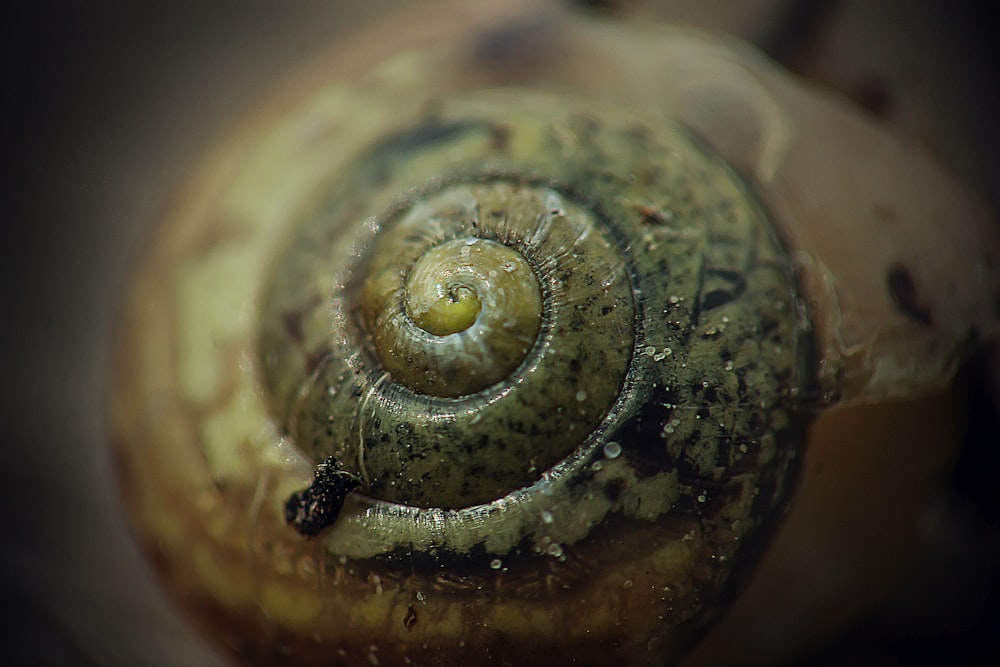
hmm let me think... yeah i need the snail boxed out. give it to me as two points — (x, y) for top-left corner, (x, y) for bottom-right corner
(108, 1), (1000, 666)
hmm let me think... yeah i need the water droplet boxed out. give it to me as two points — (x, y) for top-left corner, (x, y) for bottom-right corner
(547, 543), (563, 558)
(697, 493), (707, 503)
(603, 442), (622, 459)
(545, 191), (565, 216)
(622, 579), (634, 589)
(575, 390), (587, 402)
(591, 461), (603, 472)
(540, 510), (554, 524)
(490, 558), (503, 570)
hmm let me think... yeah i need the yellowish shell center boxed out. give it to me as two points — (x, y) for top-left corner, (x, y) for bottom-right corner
(367, 233), (544, 397)
(410, 283), (482, 336)
(404, 239), (538, 343)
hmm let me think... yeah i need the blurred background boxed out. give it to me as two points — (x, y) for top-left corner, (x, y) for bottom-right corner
(5, 1), (998, 664)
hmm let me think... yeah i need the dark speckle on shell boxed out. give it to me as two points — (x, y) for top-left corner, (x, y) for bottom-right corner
(887, 263), (933, 327)
(114, 82), (817, 667)
(258, 93), (816, 614)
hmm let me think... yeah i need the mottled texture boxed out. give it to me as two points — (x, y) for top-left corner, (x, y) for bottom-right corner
(264, 171), (636, 507)
(106, 1), (998, 664)
(115, 84), (813, 663)
(11, 1), (997, 666)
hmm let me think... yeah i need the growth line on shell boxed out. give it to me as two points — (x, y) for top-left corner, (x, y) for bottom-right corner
(246, 468), (269, 546)
(357, 371), (390, 488)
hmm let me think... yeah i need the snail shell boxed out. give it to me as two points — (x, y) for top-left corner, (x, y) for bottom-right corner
(110, 2), (1000, 666)
(261, 90), (811, 520)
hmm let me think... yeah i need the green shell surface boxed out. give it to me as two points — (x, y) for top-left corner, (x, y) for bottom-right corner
(111, 49), (814, 667)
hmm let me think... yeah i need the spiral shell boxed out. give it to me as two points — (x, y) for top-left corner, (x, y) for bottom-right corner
(109, 2), (1000, 666)
(259, 85), (813, 552)
(113, 86), (812, 664)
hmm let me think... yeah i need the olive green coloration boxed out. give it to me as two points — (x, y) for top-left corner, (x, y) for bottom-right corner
(101, 0), (1000, 658)
(263, 174), (636, 508)
(106, 0), (1000, 660)
(258, 89), (812, 530)
(115, 80), (815, 665)
(364, 202), (545, 398)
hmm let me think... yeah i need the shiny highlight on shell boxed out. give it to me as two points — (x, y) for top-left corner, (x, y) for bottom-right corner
(113, 80), (816, 665)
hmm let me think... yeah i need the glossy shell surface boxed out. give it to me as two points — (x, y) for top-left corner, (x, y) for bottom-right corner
(109, 2), (1000, 666)
(113, 89), (811, 667)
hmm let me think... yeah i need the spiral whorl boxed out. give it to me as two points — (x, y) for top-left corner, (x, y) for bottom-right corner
(314, 180), (635, 507)
(254, 87), (813, 519)
(116, 77), (817, 665)
(362, 187), (548, 397)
